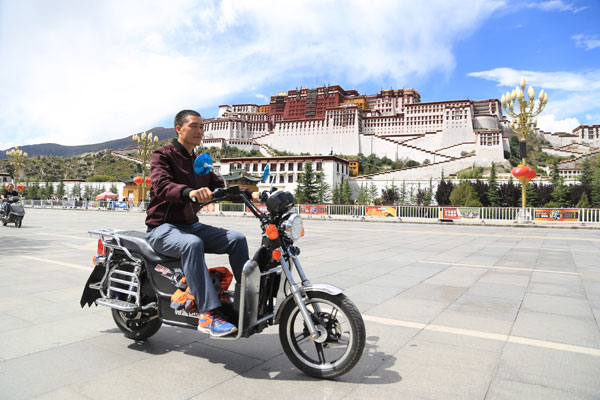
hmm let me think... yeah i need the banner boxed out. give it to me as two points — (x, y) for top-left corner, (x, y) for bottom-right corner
(365, 206), (397, 217)
(458, 207), (480, 219)
(441, 207), (480, 220)
(535, 209), (579, 222)
(441, 207), (460, 219)
(201, 203), (217, 213)
(245, 204), (268, 213)
(300, 204), (327, 215)
(87, 201), (98, 209)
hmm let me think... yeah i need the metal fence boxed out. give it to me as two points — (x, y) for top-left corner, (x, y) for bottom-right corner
(17, 199), (600, 224)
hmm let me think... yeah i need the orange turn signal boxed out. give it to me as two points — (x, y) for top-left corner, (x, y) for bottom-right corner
(272, 249), (282, 260)
(97, 239), (105, 255)
(265, 224), (279, 240)
(301, 228), (305, 237)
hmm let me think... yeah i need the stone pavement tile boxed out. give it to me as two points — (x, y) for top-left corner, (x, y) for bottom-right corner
(478, 271), (531, 287)
(423, 266), (488, 288)
(520, 292), (596, 318)
(33, 386), (90, 400)
(5, 297), (99, 324)
(529, 271), (583, 285)
(432, 294), (522, 335)
(486, 377), (596, 400)
(494, 343), (600, 398)
(0, 340), (153, 400)
(314, 272), (373, 290)
(69, 342), (264, 400)
(398, 283), (467, 302)
(466, 282), (526, 301)
(0, 311), (31, 333)
(365, 339), (497, 400)
(197, 328), (287, 361)
(342, 284), (403, 305)
(415, 328), (506, 354)
(0, 312), (111, 360)
(389, 263), (448, 279)
(362, 272), (425, 290)
(458, 255), (506, 266)
(526, 281), (588, 299)
(367, 296), (451, 324)
(511, 310), (600, 348)
(194, 320), (413, 400)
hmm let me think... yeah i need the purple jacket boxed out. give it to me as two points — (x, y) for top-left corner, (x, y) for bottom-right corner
(145, 139), (224, 229)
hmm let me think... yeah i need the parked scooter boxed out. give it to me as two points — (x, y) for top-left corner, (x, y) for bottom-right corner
(1, 196), (25, 228)
(80, 157), (366, 378)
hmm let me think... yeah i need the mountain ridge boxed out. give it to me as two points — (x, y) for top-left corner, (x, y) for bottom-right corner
(0, 127), (176, 159)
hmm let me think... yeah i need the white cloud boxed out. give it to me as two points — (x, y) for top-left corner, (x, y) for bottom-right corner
(255, 94), (269, 103)
(525, 1), (586, 13)
(0, 0), (506, 148)
(467, 68), (600, 91)
(572, 34), (600, 50)
(537, 114), (580, 133)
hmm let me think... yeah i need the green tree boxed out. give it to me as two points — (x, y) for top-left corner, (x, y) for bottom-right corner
(357, 183), (369, 204)
(295, 162), (318, 203)
(315, 172), (331, 203)
(332, 184), (342, 204)
(56, 181), (65, 198)
(71, 182), (81, 198)
(523, 182), (538, 207)
(381, 181), (400, 204)
(424, 178), (433, 206)
(591, 173), (600, 207)
(435, 178), (454, 206)
(43, 182), (54, 199)
(449, 181), (477, 206)
(109, 183), (119, 196)
(487, 163), (500, 206)
(580, 158), (592, 188)
(368, 182), (378, 204)
(83, 184), (92, 200)
(341, 180), (352, 204)
(399, 180), (408, 205)
(577, 192), (591, 208)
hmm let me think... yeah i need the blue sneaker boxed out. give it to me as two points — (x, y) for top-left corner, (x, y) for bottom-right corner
(198, 310), (237, 337)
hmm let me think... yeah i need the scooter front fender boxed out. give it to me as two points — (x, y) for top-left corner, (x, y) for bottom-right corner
(274, 283), (344, 324)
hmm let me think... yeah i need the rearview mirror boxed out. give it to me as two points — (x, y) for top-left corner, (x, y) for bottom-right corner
(194, 153), (213, 176)
(262, 165), (270, 183)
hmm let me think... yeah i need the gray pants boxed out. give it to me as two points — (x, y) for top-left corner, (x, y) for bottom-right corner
(147, 222), (249, 313)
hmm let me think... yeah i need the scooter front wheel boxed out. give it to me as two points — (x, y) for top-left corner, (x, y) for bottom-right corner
(279, 291), (365, 379)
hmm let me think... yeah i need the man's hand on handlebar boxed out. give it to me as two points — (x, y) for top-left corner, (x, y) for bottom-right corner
(189, 187), (212, 203)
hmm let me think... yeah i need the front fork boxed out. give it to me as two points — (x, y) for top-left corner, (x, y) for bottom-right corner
(278, 248), (324, 342)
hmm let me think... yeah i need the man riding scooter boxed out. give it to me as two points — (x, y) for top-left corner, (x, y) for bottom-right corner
(1, 183), (20, 217)
(145, 109), (260, 337)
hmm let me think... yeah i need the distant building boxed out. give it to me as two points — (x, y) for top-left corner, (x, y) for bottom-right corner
(203, 85), (508, 179)
(219, 155), (350, 193)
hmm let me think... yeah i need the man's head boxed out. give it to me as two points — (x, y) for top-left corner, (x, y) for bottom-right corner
(7, 183), (14, 191)
(174, 110), (204, 153)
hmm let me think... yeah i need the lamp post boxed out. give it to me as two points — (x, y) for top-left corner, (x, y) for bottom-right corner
(501, 78), (548, 220)
(6, 146), (28, 187)
(132, 131), (159, 204)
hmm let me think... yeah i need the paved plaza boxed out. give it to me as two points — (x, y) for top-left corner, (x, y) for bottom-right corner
(1, 208), (599, 399)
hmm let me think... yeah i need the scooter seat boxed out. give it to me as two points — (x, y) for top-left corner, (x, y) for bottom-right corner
(113, 230), (178, 264)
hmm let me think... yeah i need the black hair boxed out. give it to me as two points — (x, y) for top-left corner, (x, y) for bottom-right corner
(174, 110), (201, 129)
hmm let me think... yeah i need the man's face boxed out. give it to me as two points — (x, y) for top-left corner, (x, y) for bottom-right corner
(176, 115), (204, 149)
(7, 185), (14, 191)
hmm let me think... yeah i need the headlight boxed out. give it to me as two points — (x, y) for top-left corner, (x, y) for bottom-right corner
(281, 213), (303, 241)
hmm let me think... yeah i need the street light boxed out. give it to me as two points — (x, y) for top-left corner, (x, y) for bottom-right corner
(501, 78), (548, 221)
(6, 146), (28, 187)
(132, 131), (159, 204)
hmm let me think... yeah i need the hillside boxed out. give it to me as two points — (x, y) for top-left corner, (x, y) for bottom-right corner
(0, 127), (176, 159)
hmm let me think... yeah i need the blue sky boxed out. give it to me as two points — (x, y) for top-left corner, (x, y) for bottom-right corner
(0, 0), (598, 150)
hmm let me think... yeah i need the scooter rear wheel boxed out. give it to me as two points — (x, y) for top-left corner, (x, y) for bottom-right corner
(16, 219), (22, 228)
(278, 291), (365, 379)
(111, 308), (162, 341)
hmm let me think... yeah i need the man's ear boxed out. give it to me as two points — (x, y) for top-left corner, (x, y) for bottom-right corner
(175, 125), (182, 136)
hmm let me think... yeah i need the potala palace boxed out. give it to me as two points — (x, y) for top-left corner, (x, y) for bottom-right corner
(201, 84), (598, 195)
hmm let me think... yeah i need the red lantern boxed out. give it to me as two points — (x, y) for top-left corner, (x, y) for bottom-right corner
(145, 177), (151, 187)
(133, 176), (143, 186)
(17, 184), (26, 191)
(512, 165), (536, 184)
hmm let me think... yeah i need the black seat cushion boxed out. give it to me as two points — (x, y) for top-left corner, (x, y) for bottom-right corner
(114, 230), (178, 264)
